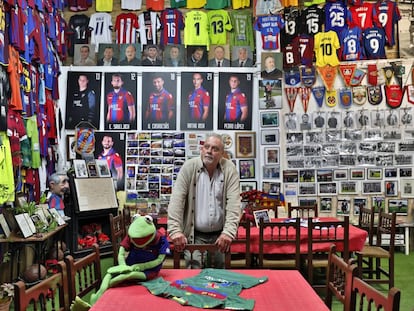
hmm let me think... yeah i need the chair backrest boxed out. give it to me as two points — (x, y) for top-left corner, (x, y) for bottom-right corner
(351, 277), (401, 311)
(14, 261), (69, 311)
(258, 217), (301, 270)
(109, 212), (124, 265)
(64, 243), (102, 302)
(173, 244), (231, 269)
(288, 202), (318, 218)
(375, 211), (396, 252)
(122, 207), (132, 232)
(358, 207), (375, 245)
(325, 245), (358, 310)
(231, 220), (251, 268)
(307, 216), (350, 285)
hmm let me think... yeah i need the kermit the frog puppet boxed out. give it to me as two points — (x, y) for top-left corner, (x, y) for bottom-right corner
(71, 214), (170, 310)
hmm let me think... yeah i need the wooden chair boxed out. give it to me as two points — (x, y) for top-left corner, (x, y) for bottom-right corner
(14, 261), (69, 311)
(109, 212), (124, 265)
(230, 220), (252, 268)
(258, 217), (301, 270)
(173, 244), (231, 269)
(325, 245), (358, 311)
(357, 207), (376, 279)
(288, 202), (318, 218)
(307, 216), (349, 292)
(122, 207), (132, 232)
(356, 211), (396, 289)
(351, 277), (401, 311)
(64, 243), (102, 303)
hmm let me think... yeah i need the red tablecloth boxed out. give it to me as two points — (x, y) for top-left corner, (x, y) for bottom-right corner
(231, 217), (368, 254)
(90, 269), (329, 311)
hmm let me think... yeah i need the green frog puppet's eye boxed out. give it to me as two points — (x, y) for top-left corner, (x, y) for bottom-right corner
(144, 215), (153, 224)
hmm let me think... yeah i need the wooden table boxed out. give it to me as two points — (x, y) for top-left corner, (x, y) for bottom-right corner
(90, 269), (329, 311)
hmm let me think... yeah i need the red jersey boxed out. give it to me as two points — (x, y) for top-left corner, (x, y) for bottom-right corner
(375, 0), (401, 47)
(348, 3), (376, 30)
(115, 13), (139, 44)
(146, 0), (165, 11)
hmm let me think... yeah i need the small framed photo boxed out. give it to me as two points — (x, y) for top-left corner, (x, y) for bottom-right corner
(253, 209), (270, 227)
(239, 159), (255, 179)
(317, 169), (333, 182)
(353, 198), (367, 215)
(299, 183), (317, 196)
(362, 181), (383, 194)
(240, 181), (257, 193)
(268, 182), (281, 195)
(385, 180), (398, 196)
(400, 179), (414, 197)
(400, 167), (412, 178)
(73, 159), (88, 178)
(48, 208), (66, 226)
(388, 199), (408, 214)
(320, 197), (333, 213)
(337, 198), (351, 215)
(260, 111), (279, 127)
(367, 168), (383, 180)
(235, 132), (256, 158)
(318, 182), (338, 195)
(350, 168), (365, 180)
(371, 196), (385, 213)
(334, 169), (348, 180)
(87, 162), (99, 177)
(96, 159), (111, 177)
(384, 168), (398, 178)
(339, 181), (359, 194)
(261, 129), (279, 145)
(263, 166), (280, 179)
(264, 147), (279, 165)
(66, 135), (77, 160)
(0, 214), (11, 238)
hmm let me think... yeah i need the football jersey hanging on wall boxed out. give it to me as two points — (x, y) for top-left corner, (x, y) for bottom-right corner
(229, 10), (255, 50)
(137, 11), (161, 48)
(115, 13), (139, 44)
(159, 8), (184, 46)
(88, 13), (113, 52)
(375, 0), (401, 46)
(207, 10), (232, 45)
(254, 14), (285, 50)
(184, 10), (210, 48)
(314, 31), (340, 67)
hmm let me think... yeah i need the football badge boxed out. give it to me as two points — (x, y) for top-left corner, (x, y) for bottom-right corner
(326, 89), (337, 107)
(300, 66), (316, 87)
(352, 85), (367, 106)
(339, 87), (353, 108)
(284, 66), (301, 86)
(367, 86), (383, 105)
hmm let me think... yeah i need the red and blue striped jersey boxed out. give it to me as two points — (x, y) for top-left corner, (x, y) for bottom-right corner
(147, 89), (174, 121)
(159, 9), (184, 46)
(254, 15), (284, 50)
(107, 88), (135, 122)
(225, 88), (246, 122)
(375, 0), (400, 47)
(98, 147), (123, 174)
(187, 87), (210, 120)
(49, 193), (64, 212)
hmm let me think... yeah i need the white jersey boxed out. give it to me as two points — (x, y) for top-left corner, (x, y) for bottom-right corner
(121, 0), (142, 10)
(88, 13), (113, 52)
(115, 13), (139, 44)
(137, 11), (161, 49)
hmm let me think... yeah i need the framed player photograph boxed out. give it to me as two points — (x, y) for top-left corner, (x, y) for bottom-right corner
(97, 44), (120, 66)
(260, 111), (279, 127)
(163, 44), (186, 67)
(261, 129), (279, 145)
(218, 72), (253, 130)
(73, 44), (96, 66)
(259, 79), (282, 109)
(65, 71), (102, 130)
(385, 180), (398, 196)
(260, 52), (283, 80)
(141, 72), (178, 130)
(239, 159), (255, 179)
(180, 72), (214, 131)
(93, 131), (126, 191)
(104, 72), (138, 131)
(388, 199), (408, 215)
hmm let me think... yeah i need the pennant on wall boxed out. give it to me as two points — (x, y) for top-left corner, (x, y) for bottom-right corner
(367, 64), (378, 86)
(352, 86), (367, 106)
(383, 66), (394, 85)
(300, 66), (316, 87)
(367, 86), (383, 105)
(385, 84), (403, 108)
(312, 86), (326, 108)
(339, 87), (352, 108)
(339, 64), (357, 87)
(350, 68), (366, 86)
(317, 65), (337, 91)
(300, 87), (311, 113)
(285, 87), (299, 112)
(326, 89), (337, 107)
(285, 67), (301, 86)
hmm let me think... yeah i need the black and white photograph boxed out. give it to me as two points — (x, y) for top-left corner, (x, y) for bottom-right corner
(65, 71), (102, 129)
(400, 179), (414, 198)
(260, 111), (279, 127)
(261, 129), (279, 145)
(73, 159), (88, 178)
(104, 72), (138, 130)
(362, 181), (383, 194)
(180, 72), (214, 131)
(142, 72), (177, 130)
(218, 72), (253, 130)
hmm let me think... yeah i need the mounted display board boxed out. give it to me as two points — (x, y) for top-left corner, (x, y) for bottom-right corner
(74, 178), (118, 212)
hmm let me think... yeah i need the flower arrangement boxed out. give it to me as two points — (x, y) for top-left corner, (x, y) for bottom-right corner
(0, 283), (14, 303)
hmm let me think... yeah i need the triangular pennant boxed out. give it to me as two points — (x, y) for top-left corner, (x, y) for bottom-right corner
(300, 87), (311, 113)
(339, 64), (357, 87)
(352, 86), (367, 106)
(367, 64), (378, 86)
(339, 87), (353, 108)
(317, 65), (337, 91)
(312, 86), (326, 108)
(367, 86), (383, 105)
(284, 67), (301, 86)
(383, 66), (394, 85)
(326, 89), (337, 107)
(406, 85), (414, 105)
(285, 87), (299, 112)
(301, 66), (316, 87)
(390, 61), (404, 88)
(385, 84), (403, 108)
(350, 68), (366, 86)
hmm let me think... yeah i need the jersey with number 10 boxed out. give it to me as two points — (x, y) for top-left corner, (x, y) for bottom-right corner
(207, 10), (232, 45)
(184, 10), (210, 48)
(159, 9), (184, 46)
(314, 30), (340, 67)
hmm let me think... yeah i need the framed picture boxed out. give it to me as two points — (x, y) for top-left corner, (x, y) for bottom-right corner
(400, 167), (412, 178)
(367, 168), (383, 180)
(298, 183), (317, 196)
(268, 182), (281, 195)
(96, 159), (111, 177)
(235, 132), (256, 158)
(0, 214), (11, 238)
(253, 209), (270, 227)
(384, 168), (398, 178)
(334, 169), (348, 180)
(73, 159), (88, 178)
(240, 181), (257, 193)
(239, 159), (255, 179)
(299, 169), (315, 182)
(339, 181), (359, 194)
(260, 111), (279, 127)
(264, 147), (279, 165)
(318, 182), (338, 195)
(48, 208), (66, 226)
(320, 197), (333, 213)
(385, 180), (398, 196)
(400, 179), (414, 198)
(263, 166), (280, 179)
(337, 198), (351, 215)
(66, 135), (77, 160)
(362, 181), (382, 194)
(388, 199), (408, 214)
(350, 168), (365, 180)
(371, 196), (385, 213)
(261, 129), (279, 145)
(317, 169), (333, 182)
(87, 162), (99, 177)
(353, 198), (367, 215)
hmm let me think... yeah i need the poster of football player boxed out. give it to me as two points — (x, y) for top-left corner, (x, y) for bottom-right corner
(218, 72), (253, 130)
(141, 72), (177, 130)
(93, 131), (126, 191)
(180, 72), (214, 131)
(258, 79), (282, 109)
(104, 72), (138, 131)
(65, 71), (102, 130)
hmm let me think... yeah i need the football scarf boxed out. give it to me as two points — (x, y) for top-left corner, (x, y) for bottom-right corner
(326, 89), (337, 107)
(284, 67), (301, 86)
(300, 66), (316, 87)
(317, 65), (337, 91)
(339, 64), (357, 87)
(339, 87), (352, 108)
(285, 87), (299, 112)
(350, 68), (366, 86)
(406, 85), (414, 105)
(300, 87), (311, 113)
(352, 86), (367, 106)
(367, 64), (378, 86)
(385, 84), (403, 108)
(367, 86), (383, 105)
(311, 86), (326, 108)
(75, 124), (95, 155)
(383, 66), (394, 85)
